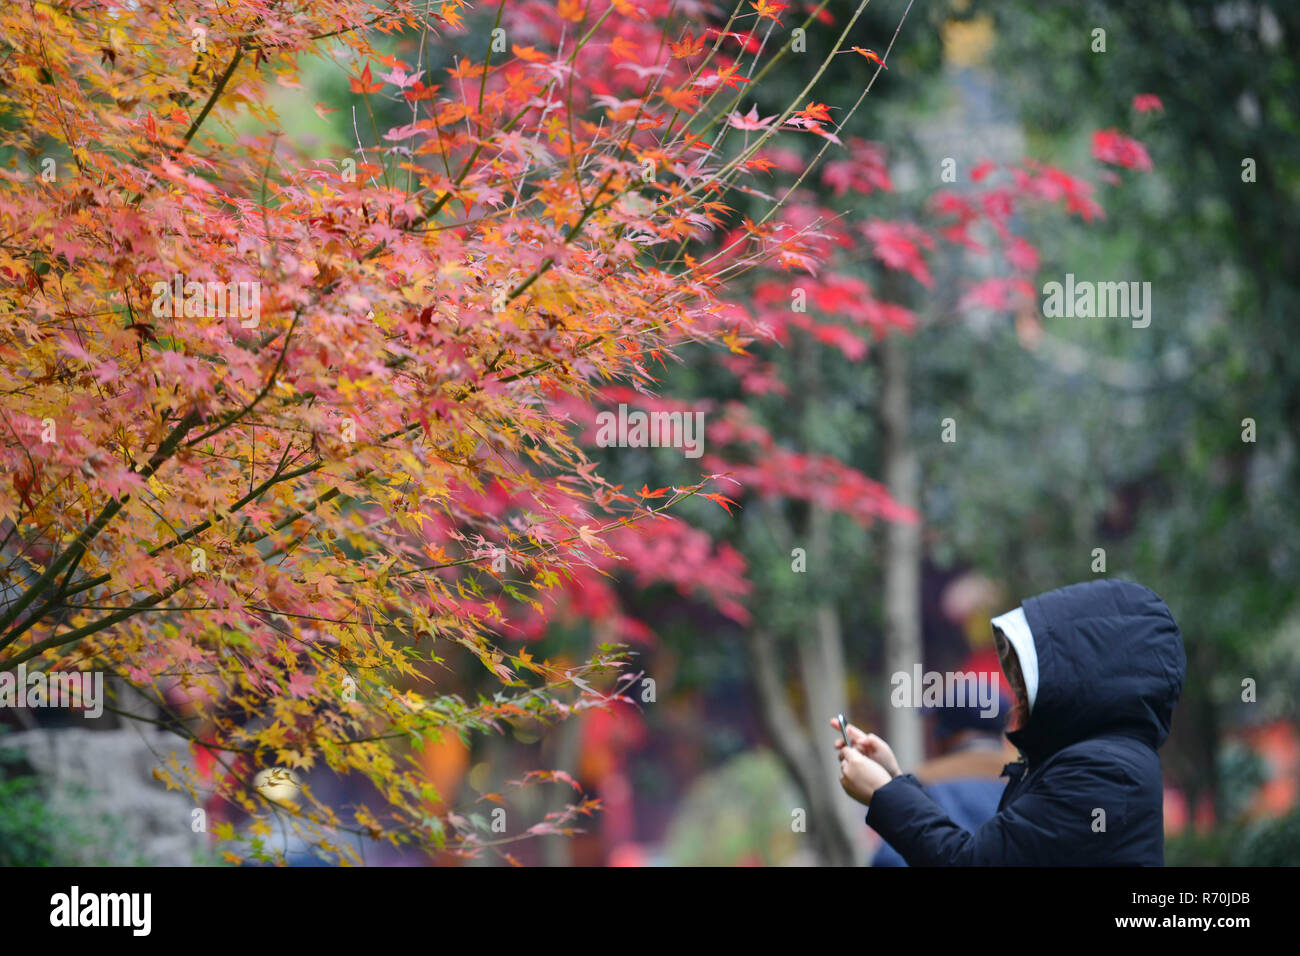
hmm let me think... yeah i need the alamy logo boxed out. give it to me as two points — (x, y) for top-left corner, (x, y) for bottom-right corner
(50, 886), (151, 936)
(1041, 273), (1151, 328)
(594, 403), (705, 459)
(151, 273), (260, 328)
(890, 665), (1000, 718)
(0, 664), (103, 717)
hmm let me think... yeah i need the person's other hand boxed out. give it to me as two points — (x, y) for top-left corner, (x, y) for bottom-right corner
(830, 717), (902, 779)
(838, 747), (893, 805)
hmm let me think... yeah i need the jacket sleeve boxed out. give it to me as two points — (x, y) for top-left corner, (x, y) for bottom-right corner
(869, 840), (907, 867)
(865, 751), (1127, 866)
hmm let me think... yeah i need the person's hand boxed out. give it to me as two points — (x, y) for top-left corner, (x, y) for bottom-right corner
(830, 717), (902, 779)
(838, 747), (893, 805)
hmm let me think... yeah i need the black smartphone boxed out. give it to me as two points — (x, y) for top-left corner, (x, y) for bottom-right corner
(837, 713), (851, 748)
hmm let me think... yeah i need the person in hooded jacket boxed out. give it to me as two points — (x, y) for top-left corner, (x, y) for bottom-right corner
(868, 690), (1012, 867)
(836, 579), (1186, 866)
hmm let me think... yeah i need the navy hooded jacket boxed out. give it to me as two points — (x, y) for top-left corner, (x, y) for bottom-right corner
(871, 777), (1006, 866)
(865, 579), (1186, 866)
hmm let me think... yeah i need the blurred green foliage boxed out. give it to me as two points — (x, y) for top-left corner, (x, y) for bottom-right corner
(1167, 809), (1300, 867)
(0, 743), (67, 865)
(0, 732), (151, 866)
(661, 749), (805, 865)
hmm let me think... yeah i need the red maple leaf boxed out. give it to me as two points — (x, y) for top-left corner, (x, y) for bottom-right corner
(1091, 129), (1153, 171)
(700, 492), (739, 514)
(1132, 94), (1163, 114)
(349, 62), (384, 94)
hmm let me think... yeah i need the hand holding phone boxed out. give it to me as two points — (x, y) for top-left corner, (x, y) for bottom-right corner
(831, 718), (902, 779)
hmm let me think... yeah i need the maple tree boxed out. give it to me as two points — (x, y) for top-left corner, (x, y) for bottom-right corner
(0, 0), (931, 863)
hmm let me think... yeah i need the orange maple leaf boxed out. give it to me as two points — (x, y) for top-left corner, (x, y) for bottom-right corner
(512, 44), (549, 63)
(670, 32), (707, 59)
(750, 0), (788, 22)
(851, 47), (888, 69)
(447, 59), (486, 80)
(711, 65), (749, 91)
(610, 35), (641, 62)
(798, 101), (833, 123)
(658, 86), (701, 111)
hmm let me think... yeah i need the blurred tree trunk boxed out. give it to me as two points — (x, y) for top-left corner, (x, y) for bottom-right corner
(798, 600), (865, 859)
(801, 508), (867, 857)
(745, 495), (858, 862)
(541, 715), (583, 867)
(1186, 642), (1222, 827)
(748, 614), (858, 866)
(740, 328), (875, 865)
(880, 332), (924, 771)
(542, 621), (613, 866)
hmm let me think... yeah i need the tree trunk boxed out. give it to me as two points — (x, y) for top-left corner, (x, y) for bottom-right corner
(797, 603), (864, 863)
(541, 714), (583, 867)
(748, 623), (857, 866)
(740, 338), (863, 865)
(880, 332), (924, 771)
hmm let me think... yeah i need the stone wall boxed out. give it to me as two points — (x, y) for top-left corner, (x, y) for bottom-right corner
(4, 725), (207, 866)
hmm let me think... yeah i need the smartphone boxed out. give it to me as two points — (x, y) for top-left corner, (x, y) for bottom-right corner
(837, 713), (851, 748)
